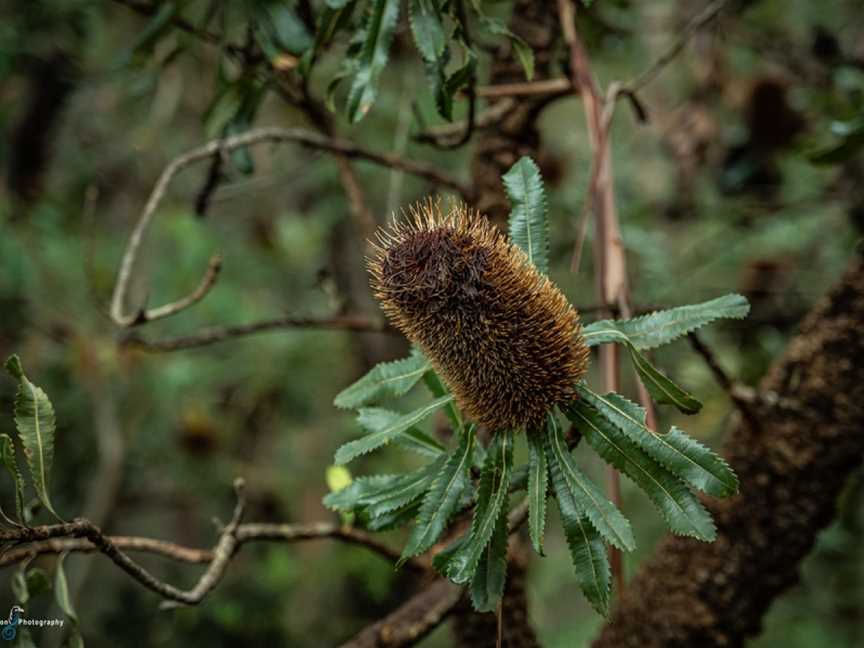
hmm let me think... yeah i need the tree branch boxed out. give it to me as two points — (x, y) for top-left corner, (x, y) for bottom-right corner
(595, 255), (864, 647)
(109, 127), (472, 327)
(121, 314), (394, 352)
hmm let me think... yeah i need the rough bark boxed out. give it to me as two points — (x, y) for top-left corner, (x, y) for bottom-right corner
(594, 253), (864, 648)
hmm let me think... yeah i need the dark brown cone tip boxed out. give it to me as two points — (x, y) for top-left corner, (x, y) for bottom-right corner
(368, 199), (590, 432)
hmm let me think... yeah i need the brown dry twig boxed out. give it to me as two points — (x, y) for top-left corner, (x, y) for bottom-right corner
(110, 127), (472, 328)
(120, 313), (393, 352)
(0, 484), (425, 609)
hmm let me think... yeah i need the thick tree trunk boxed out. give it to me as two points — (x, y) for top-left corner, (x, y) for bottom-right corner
(594, 254), (864, 647)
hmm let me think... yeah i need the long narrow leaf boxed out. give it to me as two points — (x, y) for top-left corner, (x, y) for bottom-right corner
(526, 429), (548, 555)
(335, 394), (453, 464)
(5, 356), (61, 521)
(345, 0), (400, 122)
(626, 343), (702, 414)
(548, 446), (611, 615)
(470, 505), (509, 612)
(504, 156), (549, 274)
(544, 415), (635, 551)
(334, 350), (430, 409)
(578, 386), (738, 497)
(582, 294), (750, 350)
(581, 327), (702, 413)
(399, 424), (475, 563)
(441, 430), (514, 584)
(324, 456), (444, 517)
(566, 402), (716, 541)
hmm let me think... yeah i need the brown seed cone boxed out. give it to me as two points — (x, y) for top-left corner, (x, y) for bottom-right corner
(368, 200), (590, 431)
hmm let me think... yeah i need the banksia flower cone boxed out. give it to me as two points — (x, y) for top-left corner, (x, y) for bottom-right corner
(369, 200), (590, 431)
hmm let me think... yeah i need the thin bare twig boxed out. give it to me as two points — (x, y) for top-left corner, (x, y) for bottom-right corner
(414, 99), (516, 145)
(110, 127), (472, 327)
(623, 0), (730, 95)
(121, 313), (393, 352)
(687, 332), (758, 426)
(473, 78), (572, 98)
(0, 521), (415, 572)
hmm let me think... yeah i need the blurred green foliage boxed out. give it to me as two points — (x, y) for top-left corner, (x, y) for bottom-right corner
(0, 0), (862, 646)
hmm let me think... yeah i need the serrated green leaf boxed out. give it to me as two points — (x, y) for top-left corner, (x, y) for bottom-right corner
(354, 406), (445, 458)
(504, 156), (549, 274)
(335, 394), (453, 464)
(583, 294), (750, 350)
(544, 415), (635, 551)
(581, 331), (703, 414)
(364, 500), (421, 531)
(399, 425), (475, 563)
(431, 533), (466, 573)
(324, 456), (444, 516)
(345, 0), (400, 122)
(5, 355), (61, 521)
(409, 0), (445, 62)
(470, 505), (508, 612)
(334, 350), (431, 408)
(548, 446), (610, 615)
(578, 386), (738, 497)
(0, 433), (25, 524)
(55, 553), (84, 648)
(440, 430), (513, 584)
(394, 426), (446, 457)
(526, 429), (548, 555)
(411, 0), (453, 119)
(566, 402), (716, 541)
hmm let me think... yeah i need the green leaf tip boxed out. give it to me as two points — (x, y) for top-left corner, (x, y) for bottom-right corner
(334, 349), (430, 409)
(4, 354), (24, 381)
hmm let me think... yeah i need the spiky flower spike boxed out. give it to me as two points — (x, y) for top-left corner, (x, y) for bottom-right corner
(369, 200), (590, 432)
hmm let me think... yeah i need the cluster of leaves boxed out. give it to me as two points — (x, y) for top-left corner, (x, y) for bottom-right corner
(1, 357), (82, 647)
(125, 0), (536, 158)
(324, 157), (749, 614)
